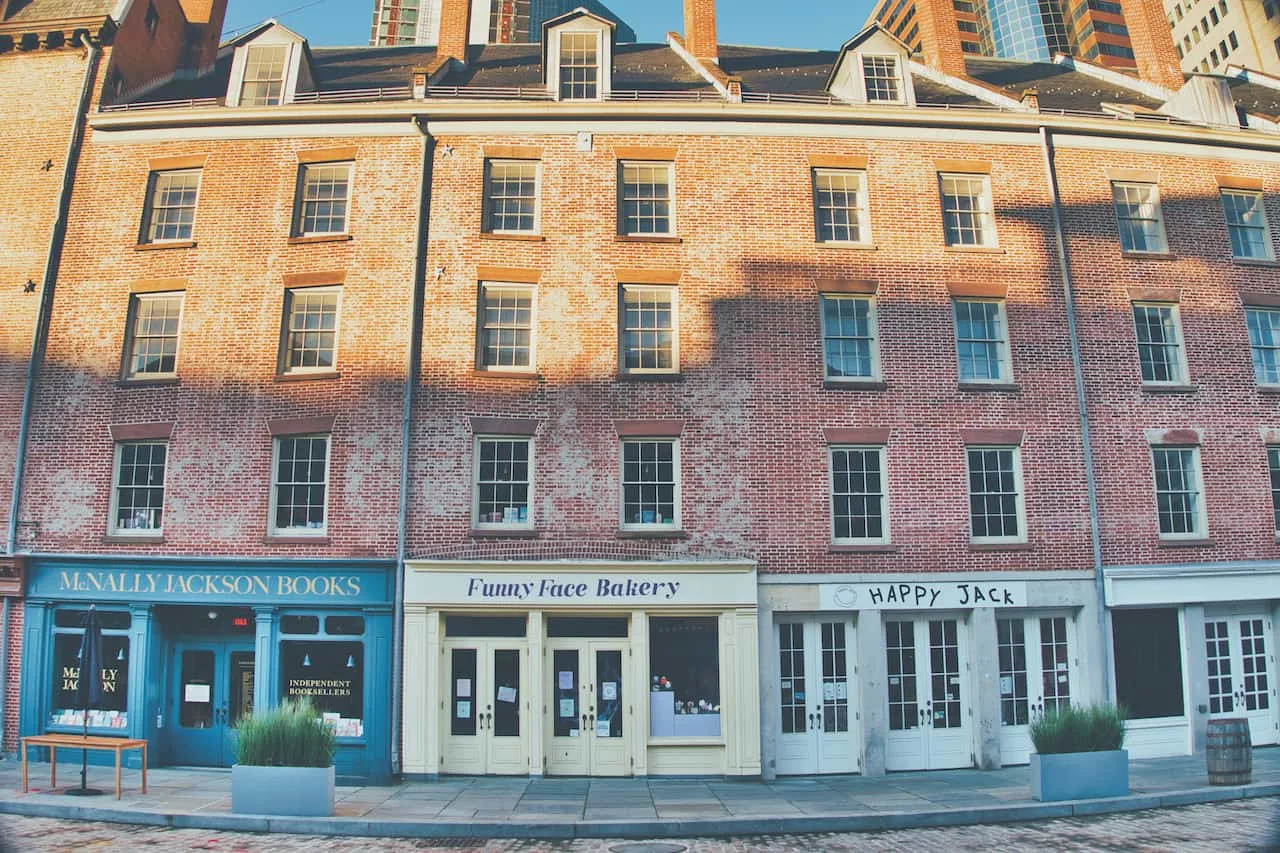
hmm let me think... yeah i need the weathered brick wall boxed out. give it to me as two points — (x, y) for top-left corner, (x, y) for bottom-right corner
(3, 602), (22, 751)
(105, 0), (208, 100)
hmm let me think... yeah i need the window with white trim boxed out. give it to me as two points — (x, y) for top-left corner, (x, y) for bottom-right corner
(141, 169), (200, 244)
(862, 55), (903, 102)
(966, 446), (1025, 543)
(1151, 446), (1205, 539)
(558, 31), (599, 100)
(478, 283), (535, 371)
(621, 439), (678, 528)
(473, 437), (532, 528)
(294, 162), (351, 236)
(1247, 306), (1280, 386)
(619, 161), (674, 237)
(813, 169), (870, 244)
(111, 441), (167, 534)
(830, 445), (888, 543)
(240, 44), (289, 106)
(1132, 302), (1187, 384)
(484, 159), (539, 234)
(124, 291), (184, 379)
(621, 285), (677, 374)
(281, 286), (341, 374)
(271, 434), (330, 534)
(820, 294), (878, 380)
(1221, 190), (1273, 260)
(1268, 446), (1280, 533)
(939, 173), (996, 247)
(1112, 181), (1168, 254)
(954, 298), (1011, 383)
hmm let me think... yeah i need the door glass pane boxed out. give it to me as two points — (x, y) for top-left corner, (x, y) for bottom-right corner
(553, 649), (579, 738)
(493, 649), (520, 737)
(997, 618), (1028, 726)
(596, 650), (623, 738)
(179, 650), (214, 729)
(885, 621), (917, 731)
(228, 651), (256, 727)
(450, 648), (477, 736)
(1205, 621), (1232, 714)
(1040, 617), (1070, 712)
(930, 620), (962, 728)
(546, 617), (628, 638)
(1240, 619), (1270, 712)
(821, 622), (849, 733)
(778, 623), (806, 734)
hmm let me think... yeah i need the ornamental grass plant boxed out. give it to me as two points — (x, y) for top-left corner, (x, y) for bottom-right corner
(1030, 703), (1127, 754)
(234, 698), (335, 767)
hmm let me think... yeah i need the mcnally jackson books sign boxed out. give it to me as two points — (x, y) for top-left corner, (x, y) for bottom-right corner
(819, 581), (1028, 611)
(26, 564), (389, 605)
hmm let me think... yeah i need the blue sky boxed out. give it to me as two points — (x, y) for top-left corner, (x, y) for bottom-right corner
(220, 0), (873, 50)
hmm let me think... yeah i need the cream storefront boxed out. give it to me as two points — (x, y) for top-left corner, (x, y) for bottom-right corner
(401, 559), (760, 778)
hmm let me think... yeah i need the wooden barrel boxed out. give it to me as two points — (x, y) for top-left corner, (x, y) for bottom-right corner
(1206, 718), (1252, 785)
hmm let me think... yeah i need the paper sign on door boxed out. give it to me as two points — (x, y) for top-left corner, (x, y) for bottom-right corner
(456, 678), (471, 698)
(456, 701), (471, 719)
(558, 698), (575, 718)
(558, 671), (574, 690)
(497, 686), (517, 703)
(999, 676), (1013, 695)
(836, 683), (848, 700)
(602, 682), (617, 700)
(596, 719), (611, 737)
(822, 683), (835, 700)
(184, 684), (210, 703)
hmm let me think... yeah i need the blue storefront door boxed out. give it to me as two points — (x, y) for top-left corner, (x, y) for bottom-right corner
(173, 642), (255, 767)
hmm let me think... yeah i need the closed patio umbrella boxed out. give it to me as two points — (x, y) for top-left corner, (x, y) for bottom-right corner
(66, 605), (104, 796)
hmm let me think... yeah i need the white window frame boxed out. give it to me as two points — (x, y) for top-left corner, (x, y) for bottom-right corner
(953, 297), (1013, 384)
(618, 161), (675, 238)
(820, 293), (880, 382)
(1268, 445), (1280, 534)
(546, 19), (612, 101)
(238, 43), (290, 106)
(1132, 301), (1189, 386)
(1112, 181), (1169, 254)
(226, 31), (307, 107)
(293, 161), (353, 237)
(109, 440), (168, 536)
(1150, 445), (1207, 540)
(483, 158), (541, 235)
(472, 436), (534, 530)
(1246, 306), (1280, 387)
(477, 282), (537, 373)
(140, 168), (201, 244)
(1221, 189), (1274, 261)
(829, 444), (890, 544)
(619, 438), (681, 531)
(280, 285), (342, 375)
(123, 290), (185, 380)
(812, 168), (872, 245)
(939, 173), (997, 248)
(269, 433), (331, 536)
(620, 284), (679, 375)
(860, 54), (905, 103)
(965, 445), (1027, 544)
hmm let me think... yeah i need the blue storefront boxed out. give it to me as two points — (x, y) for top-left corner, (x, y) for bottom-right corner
(20, 556), (394, 783)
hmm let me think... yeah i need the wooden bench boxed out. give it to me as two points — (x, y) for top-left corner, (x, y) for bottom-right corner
(21, 734), (148, 800)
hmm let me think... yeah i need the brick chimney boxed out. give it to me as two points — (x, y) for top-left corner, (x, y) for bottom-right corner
(176, 0), (227, 73)
(684, 0), (718, 62)
(910, 0), (968, 78)
(438, 0), (471, 62)
(1119, 0), (1185, 90)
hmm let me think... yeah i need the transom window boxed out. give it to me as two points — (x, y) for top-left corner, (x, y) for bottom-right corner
(621, 285), (677, 374)
(966, 446), (1025, 542)
(111, 441), (167, 534)
(862, 55), (902, 102)
(240, 44), (289, 106)
(558, 32), (599, 100)
(621, 439), (678, 528)
(1247, 307), (1280, 386)
(1269, 447), (1280, 533)
(1112, 181), (1168, 254)
(830, 446), (888, 543)
(142, 169), (200, 243)
(282, 286), (341, 374)
(474, 437), (532, 527)
(620, 162), (674, 236)
(813, 169), (870, 244)
(1151, 446), (1204, 539)
(954, 298), (1010, 383)
(1221, 190), (1273, 260)
(124, 291), (184, 379)
(939, 173), (996, 247)
(820, 294), (878, 380)
(478, 283), (535, 371)
(295, 163), (351, 236)
(271, 434), (330, 534)
(484, 160), (539, 234)
(1132, 302), (1187, 385)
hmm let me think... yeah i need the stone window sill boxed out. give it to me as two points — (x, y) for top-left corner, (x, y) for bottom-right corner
(616, 371), (684, 382)
(288, 234), (352, 245)
(830, 544), (899, 553)
(616, 234), (681, 244)
(823, 379), (887, 391)
(117, 377), (181, 388)
(473, 369), (542, 381)
(943, 245), (1004, 254)
(134, 240), (196, 251)
(276, 371), (341, 382)
(1233, 257), (1280, 267)
(480, 232), (545, 242)
(816, 241), (877, 251)
(615, 528), (689, 540)
(470, 528), (540, 539)
(969, 541), (1033, 552)
(1259, 385), (1280, 395)
(102, 535), (164, 544)
(1157, 537), (1214, 548)
(263, 535), (330, 545)
(959, 382), (1021, 393)
(1121, 251), (1176, 260)
(1141, 383), (1198, 394)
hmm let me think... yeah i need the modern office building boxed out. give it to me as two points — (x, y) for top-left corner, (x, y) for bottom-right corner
(371, 0), (634, 46)
(1164, 0), (1280, 75)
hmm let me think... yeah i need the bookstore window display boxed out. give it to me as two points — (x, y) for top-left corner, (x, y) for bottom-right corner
(649, 616), (721, 737)
(48, 609), (131, 730)
(278, 615), (367, 738)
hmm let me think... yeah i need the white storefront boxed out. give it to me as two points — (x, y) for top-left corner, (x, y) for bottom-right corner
(401, 559), (760, 777)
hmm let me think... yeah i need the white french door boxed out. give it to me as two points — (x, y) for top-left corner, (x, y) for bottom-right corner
(996, 615), (1074, 765)
(545, 641), (630, 776)
(441, 641), (529, 775)
(1205, 613), (1277, 746)
(774, 619), (857, 775)
(884, 617), (972, 771)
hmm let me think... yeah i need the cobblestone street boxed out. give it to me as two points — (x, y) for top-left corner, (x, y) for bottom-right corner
(3, 797), (1278, 852)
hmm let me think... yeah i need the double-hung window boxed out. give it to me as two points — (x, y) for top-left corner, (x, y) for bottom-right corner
(820, 294), (878, 380)
(1268, 447), (1280, 534)
(271, 434), (330, 535)
(1246, 306), (1280, 386)
(240, 44), (288, 106)
(123, 291), (184, 379)
(484, 159), (539, 234)
(1112, 181), (1168, 254)
(954, 298), (1011, 384)
(621, 439), (679, 529)
(140, 169), (200, 244)
(939, 173), (996, 247)
(620, 285), (677, 374)
(830, 446), (888, 543)
(1132, 302), (1187, 385)
(110, 441), (167, 535)
(862, 55), (903, 103)
(478, 283), (535, 372)
(1151, 446), (1205, 539)
(619, 161), (674, 237)
(281, 286), (341, 374)
(558, 32), (599, 100)
(966, 446), (1026, 543)
(813, 169), (870, 244)
(1221, 190), (1273, 260)
(474, 437), (532, 528)
(294, 162), (351, 236)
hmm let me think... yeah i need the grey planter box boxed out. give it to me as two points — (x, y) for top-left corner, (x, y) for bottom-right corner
(231, 764), (335, 816)
(1030, 749), (1129, 801)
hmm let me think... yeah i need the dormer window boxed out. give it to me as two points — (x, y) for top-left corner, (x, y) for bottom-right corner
(241, 45), (288, 106)
(560, 32), (599, 100)
(826, 25), (916, 107)
(226, 24), (314, 108)
(862, 55), (902, 103)
(544, 9), (614, 101)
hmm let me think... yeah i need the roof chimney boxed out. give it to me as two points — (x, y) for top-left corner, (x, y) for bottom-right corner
(683, 0), (718, 62)
(905, 0), (967, 78)
(178, 0), (227, 73)
(437, 0), (471, 63)
(1119, 0), (1185, 91)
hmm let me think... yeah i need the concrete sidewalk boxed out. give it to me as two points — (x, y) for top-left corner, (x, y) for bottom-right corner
(0, 750), (1275, 839)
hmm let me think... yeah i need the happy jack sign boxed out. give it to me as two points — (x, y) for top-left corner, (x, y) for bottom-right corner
(819, 581), (1027, 611)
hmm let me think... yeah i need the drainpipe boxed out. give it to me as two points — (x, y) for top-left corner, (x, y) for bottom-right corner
(1039, 126), (1112, 703)
(392, 119), (433, 777)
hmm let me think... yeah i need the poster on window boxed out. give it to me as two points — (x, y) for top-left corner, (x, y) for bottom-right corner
(49, 633), (130, 728)
(279, 640), (364, 731)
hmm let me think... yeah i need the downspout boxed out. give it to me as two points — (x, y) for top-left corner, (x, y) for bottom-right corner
(392, 118), (433, 777)
(1039, 126), (1112, 702)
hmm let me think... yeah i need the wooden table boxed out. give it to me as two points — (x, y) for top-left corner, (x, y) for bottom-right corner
(21, 734), (147, 800)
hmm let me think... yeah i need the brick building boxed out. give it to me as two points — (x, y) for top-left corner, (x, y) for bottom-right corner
(6, 0), (1280, 781)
